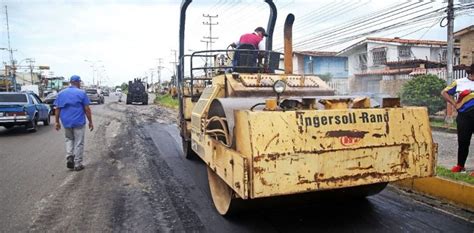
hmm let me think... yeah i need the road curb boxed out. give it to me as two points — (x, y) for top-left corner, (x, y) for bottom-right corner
(431, 125), (457, 134)
(394, 177), (474, 211)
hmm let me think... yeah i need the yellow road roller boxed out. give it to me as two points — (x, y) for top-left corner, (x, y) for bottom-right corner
(177, 0), (437, 215)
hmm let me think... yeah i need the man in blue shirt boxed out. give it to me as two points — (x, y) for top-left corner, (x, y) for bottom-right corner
(54, 75), (93, 171)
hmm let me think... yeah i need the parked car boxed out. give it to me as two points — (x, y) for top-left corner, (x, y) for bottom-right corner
(86, 88), (104, 104)
(0, 92), (51, 132)
(43, 92), (58, 115)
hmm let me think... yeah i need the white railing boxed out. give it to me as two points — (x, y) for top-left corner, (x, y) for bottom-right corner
(327, 79), (349, 95)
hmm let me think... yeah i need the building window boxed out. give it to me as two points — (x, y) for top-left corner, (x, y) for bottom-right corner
(398, 46), (411, 57)
(372, 48), (387, 65)
(358, 54), (367, 70)
(306, 59), (314, 74)
(440, 49), (447, 63)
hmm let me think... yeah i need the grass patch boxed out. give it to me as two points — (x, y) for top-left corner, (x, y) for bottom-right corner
(430, 118), (456, 129)
(436, 166), (474, 185)
(154, 94), (178, 108)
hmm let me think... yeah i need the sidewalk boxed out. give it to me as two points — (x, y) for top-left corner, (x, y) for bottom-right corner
(392, 127), (474, 211)
(432, 128), (474, 172)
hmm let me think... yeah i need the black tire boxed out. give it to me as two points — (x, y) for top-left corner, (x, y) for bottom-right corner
(26, 116), (38, 132)
(182, 137), (198, 160)
(43, 114), (50, 126)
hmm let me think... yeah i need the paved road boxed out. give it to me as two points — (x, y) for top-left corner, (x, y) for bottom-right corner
(432, 130), (474, 171)
(0, 95), (473, 232)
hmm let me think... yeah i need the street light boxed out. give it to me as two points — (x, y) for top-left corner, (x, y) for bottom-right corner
(84, 59), (102, 86)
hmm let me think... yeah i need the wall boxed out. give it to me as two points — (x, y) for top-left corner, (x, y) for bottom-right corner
(349, 75), (382, 94)
(292, 54), (305, 74)
(458, 30), (474, 65)
(303, 56), (348, 79)
(347, 45), (367, 76)
(380, 77), (409, 97)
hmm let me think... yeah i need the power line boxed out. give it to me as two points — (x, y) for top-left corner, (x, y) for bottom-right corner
(275, 1), (415, 44)
(306, 7), (450, 51)
(292, 1), (435, 50)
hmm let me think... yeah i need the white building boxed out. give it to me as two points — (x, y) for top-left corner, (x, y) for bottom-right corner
(338, 37), (460, 96)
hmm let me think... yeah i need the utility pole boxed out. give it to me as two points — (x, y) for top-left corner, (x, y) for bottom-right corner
(170, 49), (178, 80)
(5, 5), (16, 91)
(200, 40), (213, 77)
(170, 49), (178, 89)
(202, 14), (218, 77)
(26, 58), (35, 84)
(445, 0), (455, 124)
(446, 0), (454, 85)
(202, 14), (219, 51)
(157, 58), (163, 92)
(149, 69), (154, 92)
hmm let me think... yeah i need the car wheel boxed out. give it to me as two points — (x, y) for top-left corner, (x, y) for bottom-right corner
(43, 114), (50, 126)
(26, 116), (38, 132)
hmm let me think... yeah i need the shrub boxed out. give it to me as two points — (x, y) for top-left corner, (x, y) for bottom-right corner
(399, 74), (446, 115)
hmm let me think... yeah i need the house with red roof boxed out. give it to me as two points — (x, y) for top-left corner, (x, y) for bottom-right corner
(338, 37), (461, 96)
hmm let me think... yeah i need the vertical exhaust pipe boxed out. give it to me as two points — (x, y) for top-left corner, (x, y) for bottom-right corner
(284, 14), (295, 74)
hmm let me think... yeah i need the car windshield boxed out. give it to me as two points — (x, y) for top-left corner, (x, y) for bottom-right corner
(0, 94), (28, 103)
(86, 89), (98, 94)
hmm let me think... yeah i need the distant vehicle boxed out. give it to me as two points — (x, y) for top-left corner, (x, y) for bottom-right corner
(43, 92), (58, 115)
(86, 88), (104, 104)
(102, 89), (110, 96)
(0, 92), (51, 132)
(115, 88), (122, 94)
(126, 79), (148, 105)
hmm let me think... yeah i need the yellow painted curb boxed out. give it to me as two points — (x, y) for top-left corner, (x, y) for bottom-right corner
(394, 177), (474, 211)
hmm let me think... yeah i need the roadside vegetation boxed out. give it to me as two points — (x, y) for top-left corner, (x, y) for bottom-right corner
(436, 166), (474, 185)
(154, 94), (178, 108)
(430, 118), (456, 129)
(399, 74), (446, 115)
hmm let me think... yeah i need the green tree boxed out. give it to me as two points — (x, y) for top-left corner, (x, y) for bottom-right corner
(399, 74), (446, 115)
(120, 82), (128, 92)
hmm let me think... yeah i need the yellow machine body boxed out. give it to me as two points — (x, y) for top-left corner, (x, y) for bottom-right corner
(186, 74), (437, 200)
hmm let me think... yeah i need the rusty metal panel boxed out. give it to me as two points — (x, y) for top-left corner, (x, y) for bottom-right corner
(191, 81), (225, 159)
(208, 139), (249, 199)
(184, 97), (194, 120)
(234, 107), (436, 198)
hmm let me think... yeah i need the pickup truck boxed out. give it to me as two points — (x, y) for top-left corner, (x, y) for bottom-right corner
(0, 92), (51, 132)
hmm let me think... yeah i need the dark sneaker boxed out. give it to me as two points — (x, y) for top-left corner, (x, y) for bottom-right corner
(66, 156), (75, 169)
(74, 164), (85, 171)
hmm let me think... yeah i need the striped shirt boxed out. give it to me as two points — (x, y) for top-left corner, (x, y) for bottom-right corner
(444, 77), (474, 112)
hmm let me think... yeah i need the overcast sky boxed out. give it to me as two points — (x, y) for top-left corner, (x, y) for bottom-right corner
(0, 0), (472, 86)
